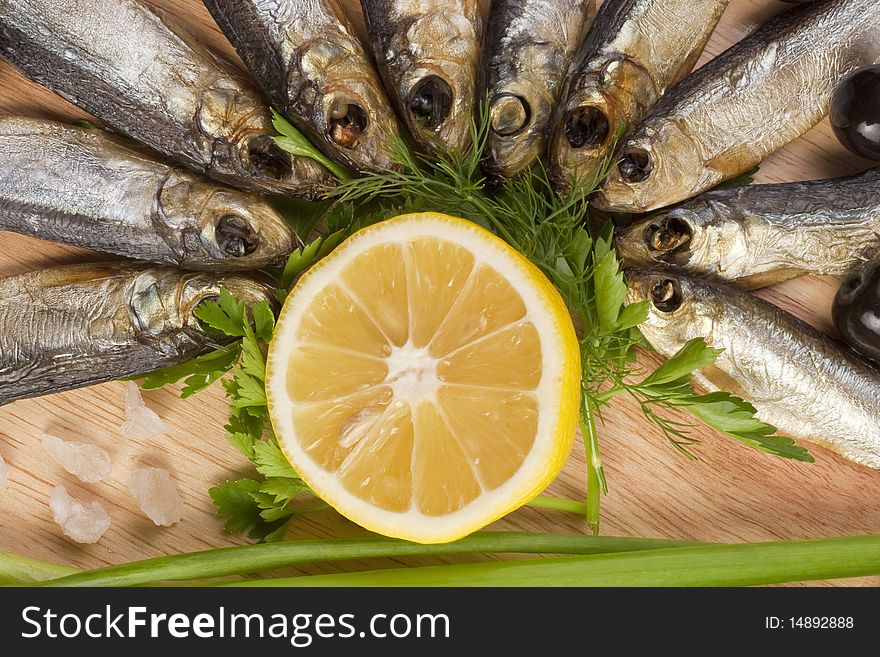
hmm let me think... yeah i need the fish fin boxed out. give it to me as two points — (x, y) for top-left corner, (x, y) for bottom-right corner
(694, 365), (750, 401)
(704, 145), (761, 180)
(735, 269), (802, 291)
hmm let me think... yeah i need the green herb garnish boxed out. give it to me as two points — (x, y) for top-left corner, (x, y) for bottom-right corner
(145, 109), (809, 539)
(6, 533), (880, 587)
(143, 289), (324, 542)
(271, 110), (354, 182)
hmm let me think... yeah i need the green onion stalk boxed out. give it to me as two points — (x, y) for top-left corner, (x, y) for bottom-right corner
(4, 534), (880, 588)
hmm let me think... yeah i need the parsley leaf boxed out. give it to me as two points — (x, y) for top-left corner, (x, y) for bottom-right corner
(638, 339), (723, 388)
(271, 110), (353, 182)
(225, 394), (265, 437)
(260, 477), (310, 507)
(225, 432), (255, 460)
(210, 479), (297, 542)
(210, 479), (265, 535)
(240, 323), (266, 382)
(280, 229), (348, 290)
(139, 346), (241, 397)
(679, 393), (813, 462)
(270, 196), (333, 241)
(230, 371), (267, 409)
(194, 288), (247, 337)
(592, 249), (629, 335)
(252, 301), (276, 343)
(253, 440), (300, 480)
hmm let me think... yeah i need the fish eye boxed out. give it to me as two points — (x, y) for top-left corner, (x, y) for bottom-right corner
(329, 100), (369, 149)
(216, 215), (259, 257)
(247, 136), (293, 181)
(645, 216), (693, 254)
(490, 94), (531, 136)
(650, 279), (683, 313)
(564, 106), (609, 148)
(408, 76), (454, 129)
(619, 147), (653, 183)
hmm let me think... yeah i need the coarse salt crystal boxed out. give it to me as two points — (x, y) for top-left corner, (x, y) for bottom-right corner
(128, 467), (183, 527)
(42, 434), (111, 483)
(49, 485), (111, 544)
(120, 382), (170, 440)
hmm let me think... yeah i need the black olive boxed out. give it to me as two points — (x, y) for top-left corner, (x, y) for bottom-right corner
(830, 65), (880, 161)
(832, 258), (880, 363)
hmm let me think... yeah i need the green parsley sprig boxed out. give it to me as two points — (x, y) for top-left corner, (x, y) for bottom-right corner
(142, 289), (326, 542)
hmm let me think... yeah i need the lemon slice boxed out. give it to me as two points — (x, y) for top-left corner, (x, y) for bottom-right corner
(266, 213), (580, 543)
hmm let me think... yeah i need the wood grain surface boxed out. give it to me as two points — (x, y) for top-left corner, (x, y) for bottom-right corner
(1, 0), (878, 586)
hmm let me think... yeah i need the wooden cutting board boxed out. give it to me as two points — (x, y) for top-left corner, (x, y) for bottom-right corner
(1, 0), (878, 586)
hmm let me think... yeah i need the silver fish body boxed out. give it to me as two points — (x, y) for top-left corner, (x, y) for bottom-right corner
(0, 117), (297, 270)
(204, 0), (400, 173)
(627, 269), (880, 469)
(0, 263), (272, 406)
(361, 0), (483, 154)
(616, 169), (880, 289)
(0, 0), (332, 196)
(549, 0), (728, 190)
(481, 0), (595, 179)
(597, 0), (880, 213)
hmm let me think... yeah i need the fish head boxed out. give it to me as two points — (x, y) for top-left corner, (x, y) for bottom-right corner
(199, 191), (298, 268)
(130, 268), (275, 340)
(319, 85), (401, 171)
(616, 200), (752, 282)
(625, 269), (715, 355)
(482, 35), (560, 178)
(196, 83), (335, 196)
(550, 85), (615, 192)
(484, 87), (542, 179)
(295, 30), (401, 172)
(395, 62), (475, 155)
(404, 70), (459, 143)
(158, 172), (297, 270)
(595, 120), (708, 213)
(550, 57), (657, 191)
(392, 12), (480, 154)
(615, 208), (700, 269)
(232, 130), (337, 197)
